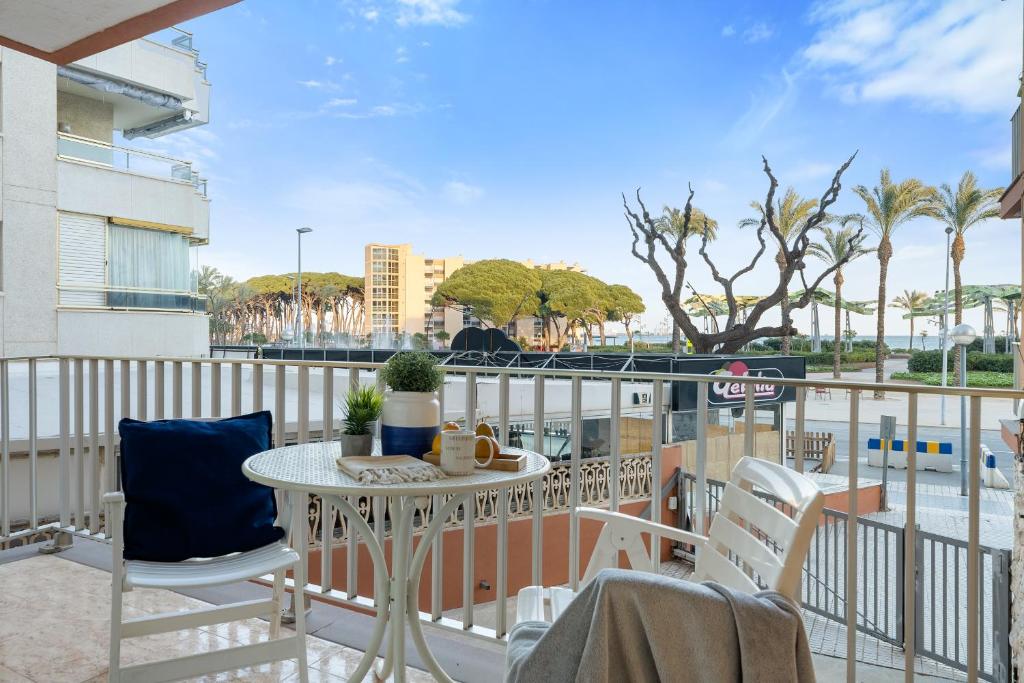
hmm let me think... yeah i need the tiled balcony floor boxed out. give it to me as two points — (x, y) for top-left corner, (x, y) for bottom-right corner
(1, 540), (965, 683)
(0, 551), (438, 683)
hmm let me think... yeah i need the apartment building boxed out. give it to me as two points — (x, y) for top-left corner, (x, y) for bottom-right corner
(363, 243), (464, 338)
(0, 28), (211, 357)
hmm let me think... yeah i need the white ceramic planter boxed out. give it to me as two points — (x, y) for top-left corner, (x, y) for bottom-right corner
(380, 391), (440, 457)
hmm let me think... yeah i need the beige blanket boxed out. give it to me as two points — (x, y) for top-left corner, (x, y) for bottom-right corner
(506, 568), (816, 683)
(336, 455), (445, 484)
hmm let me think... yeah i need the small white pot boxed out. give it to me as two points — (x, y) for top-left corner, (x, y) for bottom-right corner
(380, 390), (440, 457)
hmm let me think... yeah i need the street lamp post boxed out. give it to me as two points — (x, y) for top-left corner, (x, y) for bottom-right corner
(296, 227), (312, 350)
(951, 323), (976, 496)
(939, 226), (953, 424)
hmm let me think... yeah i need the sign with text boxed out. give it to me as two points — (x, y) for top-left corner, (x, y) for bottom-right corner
(671, 356), (805, 411)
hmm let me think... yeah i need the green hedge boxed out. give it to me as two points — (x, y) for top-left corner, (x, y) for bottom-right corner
(907, 350), (1014, 373)
(891, 371), (1014, 388)
(800, 350), (877, 365)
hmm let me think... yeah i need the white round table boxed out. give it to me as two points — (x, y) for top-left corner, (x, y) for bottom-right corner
(243, 442), (550, 683)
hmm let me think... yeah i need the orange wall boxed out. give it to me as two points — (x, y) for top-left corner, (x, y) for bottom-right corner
(306, 447), (684, 613)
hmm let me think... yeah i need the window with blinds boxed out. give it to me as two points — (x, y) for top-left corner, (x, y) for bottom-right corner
(58, 214), (196, 311)
(58, 212), (106, 306)
(108, 224), (192, 309)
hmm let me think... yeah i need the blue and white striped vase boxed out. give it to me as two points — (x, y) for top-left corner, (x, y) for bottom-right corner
(380, 391), (440, 458)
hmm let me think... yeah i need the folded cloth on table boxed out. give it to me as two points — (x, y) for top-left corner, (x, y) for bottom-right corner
(336, 455), (446, 484)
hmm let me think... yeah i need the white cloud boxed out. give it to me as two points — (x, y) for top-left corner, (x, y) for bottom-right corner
(297, 79), (346, 92)
(973, 145), (1011, 172)
(286, 180), (415, 222)
(728, 69), (797, 148)
(802, 0), (1023, 114)
(441, 180), (483, 204)
(363, 7), (380, 21)
(743, 22), (774, 43)
(395, 46), (409, 64)
(326, 98), (358, 107)
(324, 55), (340, 66)
(396, 0), (468, 27)
(721, 25), (735, 38)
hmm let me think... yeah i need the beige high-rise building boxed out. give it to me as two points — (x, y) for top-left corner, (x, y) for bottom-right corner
(363, 244), (464, 337)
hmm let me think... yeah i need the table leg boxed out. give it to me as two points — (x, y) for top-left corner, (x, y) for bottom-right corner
(404, 493), (472, 683)
(376, 497), (415, 682)
(289, 491), (310, 683)
(323, 494), (392, 683)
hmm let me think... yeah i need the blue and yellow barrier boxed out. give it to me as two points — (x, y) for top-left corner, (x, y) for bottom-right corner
(867, 438), (953, 472)
(867, 438), (953, 455)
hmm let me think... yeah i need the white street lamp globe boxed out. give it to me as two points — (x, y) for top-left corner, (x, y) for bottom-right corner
(950, 323), (976, 347)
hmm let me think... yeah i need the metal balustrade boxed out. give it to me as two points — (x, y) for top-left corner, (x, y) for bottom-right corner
(680, 472), (1011, 680)
(0, 354), (1018, 682)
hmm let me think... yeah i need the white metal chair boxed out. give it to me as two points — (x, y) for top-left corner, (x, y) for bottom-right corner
(516, 456), (825, 623)
(105, 491), (309, 682)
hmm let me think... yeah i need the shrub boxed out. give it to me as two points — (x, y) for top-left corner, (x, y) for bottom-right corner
(796, 350), (876, 365)
(967, 337), (1009, 353)
(907, 350), (945, 373)
(381, 351), (443, 393)
(908, 350), (1013, 373)
(967, 351), (1013, 372)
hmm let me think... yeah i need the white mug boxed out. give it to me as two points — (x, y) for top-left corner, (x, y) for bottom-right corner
(440, 430), (497, 475)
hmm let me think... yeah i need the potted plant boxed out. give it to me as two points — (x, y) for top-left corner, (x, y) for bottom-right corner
(379, 351), (442, 457)
(339, 385), (383, 457)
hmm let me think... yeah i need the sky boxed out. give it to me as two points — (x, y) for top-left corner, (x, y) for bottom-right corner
(153, 0), (1024, 340)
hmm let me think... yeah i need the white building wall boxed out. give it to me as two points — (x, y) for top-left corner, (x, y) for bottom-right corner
(57, 160), (210, 240)
(1, 48), (59, 357)
(57, 310), (207, 357)
(0, 43), (213, 360)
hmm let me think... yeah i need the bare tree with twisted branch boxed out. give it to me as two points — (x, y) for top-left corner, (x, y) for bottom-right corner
(624, 154), (862, 354)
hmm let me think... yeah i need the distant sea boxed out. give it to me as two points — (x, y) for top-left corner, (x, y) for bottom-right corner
(606, 334), (945, 351)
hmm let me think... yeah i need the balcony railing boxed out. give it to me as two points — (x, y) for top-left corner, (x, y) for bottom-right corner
(57, 283), (206, 312)
(57, 133), (209, 197)
(1013, 106), (1021, 183)
(0, 354), (1017, 681)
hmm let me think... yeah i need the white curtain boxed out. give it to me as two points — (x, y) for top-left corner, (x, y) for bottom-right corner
(108, 225), (190, 292)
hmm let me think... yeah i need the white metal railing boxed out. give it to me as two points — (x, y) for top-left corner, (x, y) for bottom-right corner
(58, 283), (206, 313)
(57, 133), (209, 197)
(0, 354), (1018, 682)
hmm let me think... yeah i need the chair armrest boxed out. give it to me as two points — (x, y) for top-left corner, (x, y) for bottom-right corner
(576, 507), (708, 548)
(104, 491), (125, 568)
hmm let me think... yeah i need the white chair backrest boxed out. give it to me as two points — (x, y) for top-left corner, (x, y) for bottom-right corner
(692, 456), (824, 602)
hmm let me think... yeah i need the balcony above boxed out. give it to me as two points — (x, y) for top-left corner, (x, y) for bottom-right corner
(58, 28), (210, 139)
(57, 133), (210, 242)
(1000, 105), (1022, 219)
(0, 1), (237, 64)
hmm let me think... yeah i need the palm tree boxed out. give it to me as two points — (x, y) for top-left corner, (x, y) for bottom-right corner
(890, 290), (929, 351)
(657, 205), (718, 353)
(929, 171), (1003, 383)
(808, 221), (874, 378)
(739, 187), (819, 355)
(853, 170), (937, 397)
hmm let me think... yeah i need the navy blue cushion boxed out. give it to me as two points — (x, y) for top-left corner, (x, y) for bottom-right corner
(118, 411), (284, 562)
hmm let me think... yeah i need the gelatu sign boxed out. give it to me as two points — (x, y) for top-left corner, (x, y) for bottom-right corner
(709, 361), (784, 404)
(671, 356), (802, 411)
